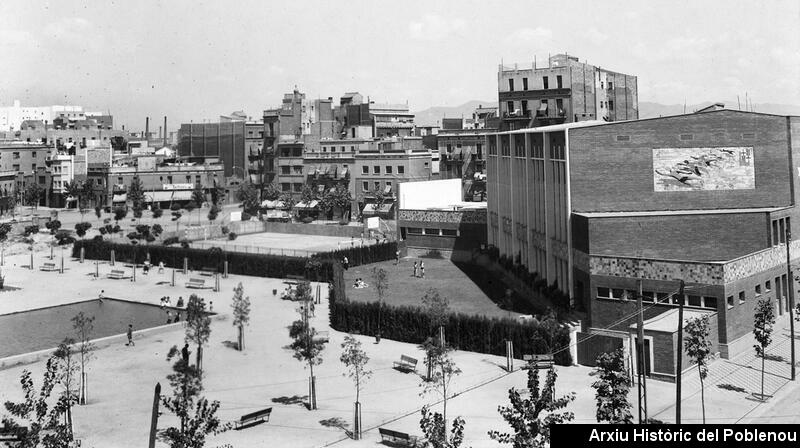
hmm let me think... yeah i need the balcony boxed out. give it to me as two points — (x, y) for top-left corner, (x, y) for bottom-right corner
(248, 153), (262, 163)
(499, 88), (571, 100)
(503, 110), (531, 120)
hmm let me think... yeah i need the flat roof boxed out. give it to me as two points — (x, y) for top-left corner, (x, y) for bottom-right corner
(575, 206), (789, 218)
(630, 308), (713, 333)
(401, 202), (487, 211)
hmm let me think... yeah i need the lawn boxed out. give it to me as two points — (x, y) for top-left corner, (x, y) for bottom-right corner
(342, 257), (523, 320)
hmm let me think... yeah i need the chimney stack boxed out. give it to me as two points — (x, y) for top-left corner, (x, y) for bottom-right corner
(145, 116), (150, 140)
(164, 116), (168, 146)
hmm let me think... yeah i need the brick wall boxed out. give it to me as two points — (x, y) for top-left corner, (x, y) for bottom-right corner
(569, 110), (793, 213)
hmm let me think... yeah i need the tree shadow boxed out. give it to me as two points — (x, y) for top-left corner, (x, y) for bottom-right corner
(763, 353), (786, 363)
(271, 395), (308, 409)
(319, 417), (352, 438)
(717, 383), (747, 393)
(221, 340), (239, 350)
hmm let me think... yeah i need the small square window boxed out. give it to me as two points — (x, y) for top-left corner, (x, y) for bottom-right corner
(361, 166), (369, 174)
(755, 285), (762, 296)
(373, 166), (380, 174)
(397, 166), (405, 174)
(611, 288), (624, 300)
(727, 295), (734, 308)
(386, 166), (393, 174)
(597, 287), (610, 298)
(765, 281), (772, 292)
(703, 297), (718, 310)
(688, 295), (702, 307)
(738, 291), (745, 304)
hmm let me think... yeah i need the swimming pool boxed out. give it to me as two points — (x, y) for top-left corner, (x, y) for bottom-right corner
(0, 298), (183, 358)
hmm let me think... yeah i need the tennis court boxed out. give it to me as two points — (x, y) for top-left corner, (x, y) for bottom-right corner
(192, 231), (373, 256)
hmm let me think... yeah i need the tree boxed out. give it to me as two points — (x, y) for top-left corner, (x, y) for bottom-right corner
(152, 224), (164, 240)
(489, 367), (575, 447)
(419, 405), (467, 448)
(278, 192), (296, 211)
(191, 184), (206, 207)
(0, 222), (11, 261)
(94, 206), (102, 221)
(159, 345), (230, 447)
(151, 203), (164, 220)
(171, 202), (184, 232)
(753, 297), (776, 400)
(45, 219), (61, 235)
(421, 289), (450, 380)
(2, 357), (73, 446)
(684, 314), (713, 423)
(591, 349), (633, 424)
(113, 206), (128, 224)
(52, 339), (80, 439)
(209, 182), (225, 206)
(231, 283), (251, 351)
(372, 267), (388, 340)
(207, 205), (221, 223)
(71, 312), (96, 406)
(128, 176), (145, 220)
(185, 295), (212, 375)
(340, 335), (372, 439)
(288, 281), (326, 410)
(23, 183), (44, 209)
(74, 222), (92, 240)
(262, 182), (281, 201)
(236, 182), (259, 215)
(420, 338), (461, 438)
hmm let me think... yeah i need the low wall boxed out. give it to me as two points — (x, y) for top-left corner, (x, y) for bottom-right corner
(231, 220), (366, 238)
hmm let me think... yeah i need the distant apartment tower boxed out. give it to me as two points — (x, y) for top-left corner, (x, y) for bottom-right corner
(498, 54), (638, 131)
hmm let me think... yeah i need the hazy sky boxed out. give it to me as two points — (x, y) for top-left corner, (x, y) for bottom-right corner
(1, 0), (798, 131)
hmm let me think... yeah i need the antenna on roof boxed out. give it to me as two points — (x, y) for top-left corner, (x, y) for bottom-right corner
(737, 95), (741, 111)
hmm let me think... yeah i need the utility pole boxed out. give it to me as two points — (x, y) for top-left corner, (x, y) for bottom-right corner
(787, 227), (796, 380)
(675, 280), (685, 424)
(637, 279), (648, 423)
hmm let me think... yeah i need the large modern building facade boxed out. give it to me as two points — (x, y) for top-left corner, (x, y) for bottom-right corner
(486, 109), (800, 372)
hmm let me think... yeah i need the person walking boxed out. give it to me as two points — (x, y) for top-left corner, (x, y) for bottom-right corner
(343, 256), (349, 270)
(413, 261), (418, 278)
(182, 343), (190, 364)
(395, 250), (400, 265)
(126, 324), (135, 346)
(420, 261), (425, 278)
(158, 261), (165, 274)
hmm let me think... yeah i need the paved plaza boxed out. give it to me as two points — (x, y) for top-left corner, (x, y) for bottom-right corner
(0, 246), (799, 447)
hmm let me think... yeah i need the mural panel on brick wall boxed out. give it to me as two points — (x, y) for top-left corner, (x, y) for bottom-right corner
(652, 147), (754, 191)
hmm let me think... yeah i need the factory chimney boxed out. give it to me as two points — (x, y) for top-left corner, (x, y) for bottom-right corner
(145, 117), (150, 140)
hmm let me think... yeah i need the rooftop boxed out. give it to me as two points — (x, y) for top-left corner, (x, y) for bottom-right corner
(631, 308), (714, 333)
(575, 207), (789, 218)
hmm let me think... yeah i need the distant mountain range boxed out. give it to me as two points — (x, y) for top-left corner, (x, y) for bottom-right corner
(413, 100), (800, 126)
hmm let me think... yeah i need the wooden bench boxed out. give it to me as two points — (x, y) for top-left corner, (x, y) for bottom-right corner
(186, 278), (206, 289)
(313, 331), (329, 343)
(523, 354), (554, 370)
(378, 428), (422, 447)
(234, 407), (272, 430)
(40, 262), (58, 272)
(107, 269), (125, 280)
(393, 355), (418, 373)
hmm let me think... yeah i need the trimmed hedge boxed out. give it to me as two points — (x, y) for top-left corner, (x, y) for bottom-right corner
(72, 239), (398, 282)
(328, 263), (572, 366)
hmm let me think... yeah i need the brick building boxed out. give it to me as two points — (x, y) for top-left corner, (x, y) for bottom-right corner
(498, 54), (638, 131)
(486, 109), (800, 377)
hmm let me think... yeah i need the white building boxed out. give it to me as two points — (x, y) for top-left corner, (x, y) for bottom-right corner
(0, 100), (85, 132)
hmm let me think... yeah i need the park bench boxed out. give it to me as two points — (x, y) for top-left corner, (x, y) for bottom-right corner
(284, 274), (305, 285)
(200, 266), (217, 277)
(523, 354), (554, 370)
(313, 331), (329, 343)
(234, 407), (272, 430)
(40, 262), (58, 272)
(186, 278), (206, 289)
(378, 428), (422, 447)
(107, 269), (126, 280)
(393, 355), (418, 373)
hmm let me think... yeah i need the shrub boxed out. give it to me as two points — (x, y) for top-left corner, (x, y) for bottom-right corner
(98, 227), (108, 235)
(241, 212), (251, 221)
(338, 219), (349, 225)
(228, 232), (238, 241)
(45, 220), (61, 234)
(301, 216), (314, 224)
(24, 225), (40, 236)
(170, 202), (181, 211)
(163, 236), (180, 246)
(180, 240), (190, 249)
(221, 226), (230, 235)
(92, 235), (103, 242)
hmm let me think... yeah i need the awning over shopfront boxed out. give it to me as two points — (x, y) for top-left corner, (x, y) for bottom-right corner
(145, 190), (193, 202)
(378, 203), (393, 214)
(112, 193), (127, 203)
(261, 199), (286, 209)
(361, 203), (377, 215)
(294, 200), (319, 209)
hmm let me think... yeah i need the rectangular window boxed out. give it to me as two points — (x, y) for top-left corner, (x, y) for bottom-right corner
(374, 181), (380, 190)
(656, 292), (670, 304)
(542, 76), (549, 89)
(556, 98), (564, 113)
(616, 135), (630, 142)
(688, 295), (702, 307)
(281, 166), (290, 175)
(739, 291), (746, 304)
(556, 75), (563, 89)
(447, 144), (452, 152)
(362, 181), (369, 191)
(680, 134), (694, 141)
(373, 166), (380, 174)
(406, 227), (422, 235)
(765, 280), (772, 292)
(608, 81), (613, 90)
(423, 228), (439, 235)
(755, 285), (762, 296)
(12, 152), (19, 159)
(440, 228), (458, 237)
(703, 297), (718, 310)
(727, 295), (734, 308)
(508, 79), (515, 92)
(386, 166), (393, 174)
(642, 291), (655, 302)
(293, 183), (303, 192)
(281, 183), (290, 192)
(773, 220), (779, 246)
(611, 288), (624, 300)
(597, 287), (611, 298)
(521, 100), (529, 116)
(362, 166), (369, 174)
(780, 218), (786, 243)
(398, 166), (405, 174)
(506, 101), (514, 114)
(522, 77), (528, 90)
(12, 164), (19, 171)
(608, 100), (614, 111)
(31, 164), (36, 171)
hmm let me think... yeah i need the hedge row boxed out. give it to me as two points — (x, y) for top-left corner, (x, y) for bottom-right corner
(328, 263), (572, 366)
(71, 239), (398, 282)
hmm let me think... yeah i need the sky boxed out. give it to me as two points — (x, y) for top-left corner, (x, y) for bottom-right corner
(1, 0), (798, 131)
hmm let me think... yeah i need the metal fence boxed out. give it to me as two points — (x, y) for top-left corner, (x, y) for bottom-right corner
(190, 241), (318, 257)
